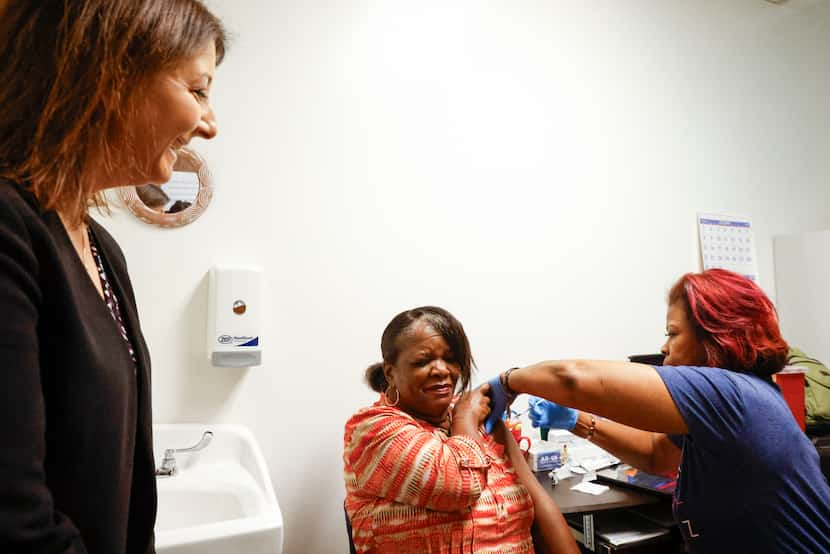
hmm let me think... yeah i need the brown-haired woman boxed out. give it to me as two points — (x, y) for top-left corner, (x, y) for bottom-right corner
(344, 306), (578, 553)
(0, 1), (227, 552)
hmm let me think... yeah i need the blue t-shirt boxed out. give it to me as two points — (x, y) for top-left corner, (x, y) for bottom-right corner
(654, 365), (830, 554)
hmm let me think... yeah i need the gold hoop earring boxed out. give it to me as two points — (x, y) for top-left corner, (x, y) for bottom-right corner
(385, 385), (400, 407)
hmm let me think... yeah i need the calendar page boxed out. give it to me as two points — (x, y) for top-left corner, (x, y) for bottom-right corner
(697, 213), (759, 283)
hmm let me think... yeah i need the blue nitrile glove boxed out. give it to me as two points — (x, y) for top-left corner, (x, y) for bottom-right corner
(483, 374), (516, 434)
(528, 396), (578, 431)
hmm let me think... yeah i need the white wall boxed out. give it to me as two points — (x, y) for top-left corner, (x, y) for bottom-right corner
(98, 1), (830, 552)
(774, 230), (830, 364)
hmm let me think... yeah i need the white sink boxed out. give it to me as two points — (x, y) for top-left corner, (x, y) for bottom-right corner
(153, 424), (283, 554)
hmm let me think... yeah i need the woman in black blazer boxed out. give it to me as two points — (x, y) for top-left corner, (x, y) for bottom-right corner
(0, 2), (227, 552)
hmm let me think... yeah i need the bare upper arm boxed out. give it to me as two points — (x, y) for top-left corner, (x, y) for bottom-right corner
(538, 360), (689, 435)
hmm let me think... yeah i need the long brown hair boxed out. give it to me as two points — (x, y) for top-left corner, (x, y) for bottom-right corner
(0, 0), (227, 224)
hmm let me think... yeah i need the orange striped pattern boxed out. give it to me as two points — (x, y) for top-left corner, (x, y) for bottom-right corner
(344, 402), (535, 553)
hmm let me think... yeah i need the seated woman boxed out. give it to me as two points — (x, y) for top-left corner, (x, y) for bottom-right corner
(343, 306), (577, 553)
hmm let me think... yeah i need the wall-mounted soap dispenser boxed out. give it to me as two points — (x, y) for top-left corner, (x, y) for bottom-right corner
(206, 266), (263, 367)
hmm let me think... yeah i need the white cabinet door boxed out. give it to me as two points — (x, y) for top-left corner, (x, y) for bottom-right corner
(773, 229), (830, 363)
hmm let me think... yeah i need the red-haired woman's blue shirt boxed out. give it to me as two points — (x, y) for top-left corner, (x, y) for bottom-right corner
(655, 365), (830, 554)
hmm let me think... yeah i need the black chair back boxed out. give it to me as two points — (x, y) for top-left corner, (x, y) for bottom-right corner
(813, 435), (830, 483)
(344, 502), (356, 553)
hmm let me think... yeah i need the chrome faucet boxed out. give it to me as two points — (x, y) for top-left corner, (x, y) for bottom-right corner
(155, 430), (213, 477)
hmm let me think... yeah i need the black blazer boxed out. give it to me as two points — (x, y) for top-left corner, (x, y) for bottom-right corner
(0, 180), (156, 553)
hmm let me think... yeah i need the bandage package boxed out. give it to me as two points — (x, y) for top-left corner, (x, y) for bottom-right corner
(528, 441), (564, 471)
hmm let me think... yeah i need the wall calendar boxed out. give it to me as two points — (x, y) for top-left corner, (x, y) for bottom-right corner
(697, 213), (759, 283)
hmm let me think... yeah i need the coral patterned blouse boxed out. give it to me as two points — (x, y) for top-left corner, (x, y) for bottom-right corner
(344, 401), (535, 553)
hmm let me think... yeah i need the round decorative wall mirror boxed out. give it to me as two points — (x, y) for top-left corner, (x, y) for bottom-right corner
(120, 147), (213, 228)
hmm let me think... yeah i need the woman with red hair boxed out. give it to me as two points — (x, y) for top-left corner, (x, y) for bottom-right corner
(485, 269), (830, 553)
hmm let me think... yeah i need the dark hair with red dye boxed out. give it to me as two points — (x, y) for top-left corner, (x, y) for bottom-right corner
(668, 269), (788, 378)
